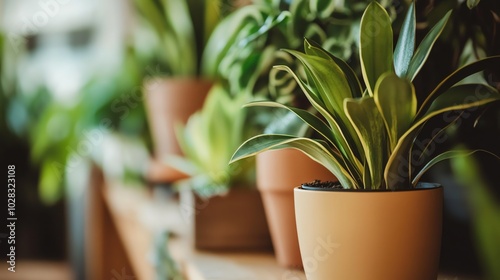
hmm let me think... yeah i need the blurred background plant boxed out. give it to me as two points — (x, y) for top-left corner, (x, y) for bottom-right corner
(452, 148), (500, 280)
(132, 0), (242, 77)
(169, 85), (255, 197)
(203, 0), (401, 105)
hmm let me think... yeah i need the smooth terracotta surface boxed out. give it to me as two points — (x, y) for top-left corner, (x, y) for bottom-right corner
(144, 78), (211, 183)
(295, 185), (443, 280)
(194, 187), (272, 251)
(257, 149), (337, 268)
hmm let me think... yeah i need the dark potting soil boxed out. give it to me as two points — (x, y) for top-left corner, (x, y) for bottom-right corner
(302, 180), (343, 189)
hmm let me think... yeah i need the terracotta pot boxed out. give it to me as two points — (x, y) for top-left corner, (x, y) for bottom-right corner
(294, 183), (443, 280)
(144, 78), (211, 183)
(194, 187), (272, 251)
(256, 149), (337, 268)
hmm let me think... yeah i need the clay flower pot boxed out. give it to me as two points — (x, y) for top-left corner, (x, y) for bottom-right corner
(294, 183), (443, 280)
(193, 187), (272, 251)
(256, 149), (337, 268)
(144, 78), (211, 183)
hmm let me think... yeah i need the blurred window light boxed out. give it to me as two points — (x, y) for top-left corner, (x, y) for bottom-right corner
(1, 0), (129, 105)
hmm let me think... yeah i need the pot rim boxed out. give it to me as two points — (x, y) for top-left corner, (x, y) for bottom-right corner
(299, 182), (441, 192)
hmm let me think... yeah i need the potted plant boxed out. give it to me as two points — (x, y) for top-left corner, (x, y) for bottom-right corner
(167, 84), (271, 251)
(230, 2), (500, 279)
(203, 0), (396, 267)
(132, 0), (234, 183)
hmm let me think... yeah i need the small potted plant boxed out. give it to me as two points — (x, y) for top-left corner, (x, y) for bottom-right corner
(167, 84), (271, 251)
(203, 0), (395, 267)
(132, 0), (234, 183)
(230, 2), (500, 279)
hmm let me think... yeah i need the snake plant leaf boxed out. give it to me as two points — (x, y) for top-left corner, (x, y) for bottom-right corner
(412, 149), (499, 186)
(421, 84), (500, 118)
(304, 38), (363, 98)
(284, 50), (353, 116)
(345, 96), (387, 189)
(230, 134), (357, 189)
(273, 64), (364, 162)
(385, 84), (500, 189)
(264, 111), (308, 136)
(284, 49), (362, 151)
(244, 100), (363, 177)
(133, 0), (167, 39)
(161, 0), (197, 76)
(201, 0), (223, 44)
(393, 2), (415, 77)
(408, 111), (464, 180)
(359, 1), (393, 96)
(273, 65), (327, 120)
(374, 72), (416, 151)
(244, 101), (337, 145)
(417, 56), (500, 117)
(405, 10), (451, 81)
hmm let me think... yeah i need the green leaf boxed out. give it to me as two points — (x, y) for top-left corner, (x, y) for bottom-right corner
(422, 84), (500, 117)
(409, 111), (464, 180)
(172, 85), (250, 191)
(309, 0), (336, 19)
(405, 10), (451, 81)
(451, 152), (500, 280)
(412, 149), (499, 186)
(245, 101), (337, 146)
(374, 72), (416, 151)
(239, 12), (290, 47)
(202, 6), (264, 77)
(304, 38), (363, 98)
(273, 64), (364, 165)
(230, 134), (358, 189)
(345, 96), (387, 189)
(385, 84), (500, 189)
(417, 56), (500, 117)
(161, 0), (197, 75)
(467, 0), (481, 9)
(283, 49), (365, 160)
(393, 2), (415, 77)
(245, 100), (363, 178)
(359, 1), (393, 96)
(284, 50), (353, 118)
(133, 0), (167, 41)
(39, 160), (64, 205)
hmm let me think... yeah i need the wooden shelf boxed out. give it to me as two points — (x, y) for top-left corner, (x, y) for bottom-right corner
(101, 182), (301, 280)
(88, 171), (479, 280)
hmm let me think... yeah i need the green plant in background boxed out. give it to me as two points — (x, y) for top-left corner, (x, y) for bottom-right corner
(230, 1), (500, 190)
(452, 153), (500, 280)
(167, 84), (254, 197)
(27, 48), (150, 203)
(202, 0), (397, 106)
(132, 0), (234, 76)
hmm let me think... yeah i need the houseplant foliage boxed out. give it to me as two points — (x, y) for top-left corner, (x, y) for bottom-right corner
(29, 49), (150, 203)
(452, 152), (500, 280)
(132, 0), (233, 76)
(202, 0), (396, 105)
(168, 84), (254, 197)
(230, 1), (500, 190)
